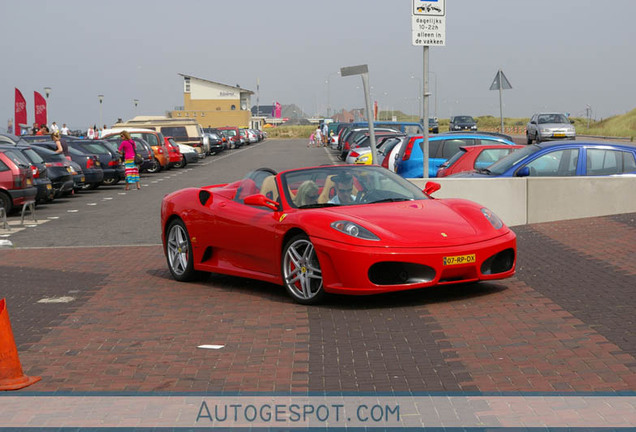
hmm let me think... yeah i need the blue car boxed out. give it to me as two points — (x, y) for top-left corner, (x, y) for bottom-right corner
(449, 141), (636, 177)
(395, 133), (516, 178)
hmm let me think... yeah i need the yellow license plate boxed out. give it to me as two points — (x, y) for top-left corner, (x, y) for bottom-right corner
(553, 133), (565, 137)
(26, 178), (33, 186)
(443, 254), (476, 266)
(47, 184), (52, 190)
(81, 176), (85, 182)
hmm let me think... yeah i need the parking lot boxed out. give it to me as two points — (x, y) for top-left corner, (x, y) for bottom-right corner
(1, 138), (634, 393)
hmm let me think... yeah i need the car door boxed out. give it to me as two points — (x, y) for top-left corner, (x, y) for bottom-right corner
(212, 179), (281, 276)
(516, 148), (580, 176)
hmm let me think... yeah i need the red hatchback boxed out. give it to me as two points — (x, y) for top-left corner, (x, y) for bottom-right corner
(0, 147), (37, 214)
(163, 136), (183, 168)
(437, 144), (524, 177)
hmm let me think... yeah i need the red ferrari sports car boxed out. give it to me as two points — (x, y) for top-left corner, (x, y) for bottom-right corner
(161, 165), (516, 304)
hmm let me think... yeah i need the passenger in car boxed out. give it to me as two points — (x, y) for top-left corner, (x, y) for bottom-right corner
(328, 172), (355, 205)
(295, 180), (319, 207)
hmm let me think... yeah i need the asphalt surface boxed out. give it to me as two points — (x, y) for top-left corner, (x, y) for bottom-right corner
(0, 138), (634, 393)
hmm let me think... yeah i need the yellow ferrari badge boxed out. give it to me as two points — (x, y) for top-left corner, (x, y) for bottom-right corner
(279, 214), (288, 222)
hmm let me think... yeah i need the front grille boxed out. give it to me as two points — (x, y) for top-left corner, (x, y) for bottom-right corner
(368, 262), (436, 286)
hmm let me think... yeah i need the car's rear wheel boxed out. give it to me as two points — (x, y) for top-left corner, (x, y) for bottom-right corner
(174, 156), (186, 169)
(282, 234), (325, 304)
(146, 160), (161, 173)
(0, 191), (12, 214)
(526, 133), (532, 145)
(535, 132), (541, 144)
(166, 219), (207, 282)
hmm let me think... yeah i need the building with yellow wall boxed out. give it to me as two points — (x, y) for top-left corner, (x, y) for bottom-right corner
(169, 73), (254, 128)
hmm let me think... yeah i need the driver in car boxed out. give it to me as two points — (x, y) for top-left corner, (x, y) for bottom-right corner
(328, 172), (356, 205)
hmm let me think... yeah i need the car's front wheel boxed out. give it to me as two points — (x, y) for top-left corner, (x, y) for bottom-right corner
(166, 219), (207, 282)
(535, 132), (541, 144)
(282, 234), (325, 304)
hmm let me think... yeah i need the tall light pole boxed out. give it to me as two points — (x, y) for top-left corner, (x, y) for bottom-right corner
(44, 87), (52, 125)
(98, 94), (104, 127)
(410, 76), (422, 123)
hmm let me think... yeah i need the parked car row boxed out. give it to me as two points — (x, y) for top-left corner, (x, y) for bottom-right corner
(0, 127), (268, 215)
(327, 122), (636, 180)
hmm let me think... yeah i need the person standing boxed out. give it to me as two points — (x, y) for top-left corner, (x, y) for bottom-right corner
(60, 123), (70, 135)
(314, 126), (322, 147)
(87, 127), (95, 139)
(118, 130), (141, 191)
(52, 132), (70, 160)
(50, 122), (59, 133)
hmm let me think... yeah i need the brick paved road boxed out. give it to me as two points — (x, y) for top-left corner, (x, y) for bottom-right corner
(1, 214), (634, 393)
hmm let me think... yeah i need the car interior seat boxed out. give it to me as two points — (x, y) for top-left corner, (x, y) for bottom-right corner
(318, 176), (335, 203)
(259, 175), (279, 201)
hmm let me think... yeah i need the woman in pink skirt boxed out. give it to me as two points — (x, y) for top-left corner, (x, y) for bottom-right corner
(118, 130), (141, 191)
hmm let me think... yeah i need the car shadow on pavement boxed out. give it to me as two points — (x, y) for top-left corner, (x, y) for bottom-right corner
(151, 268), (509, 308)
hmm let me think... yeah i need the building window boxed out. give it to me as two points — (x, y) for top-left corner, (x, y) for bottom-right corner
(231, 105), (236, 110)
(201, 112), (205, 117)
(184, 77), (191, 93)
(177, 112), (181, 117)
(193, 112), (197, 117)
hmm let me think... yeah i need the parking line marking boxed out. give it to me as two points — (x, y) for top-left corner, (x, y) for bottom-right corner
(87, 203), (97, 206)
(37, 296), (76, 304)
(197, 345), (225, 350)
(67, 210), (79, 213)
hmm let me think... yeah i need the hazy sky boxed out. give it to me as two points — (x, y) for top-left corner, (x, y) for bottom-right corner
(2, 0), (635, 130)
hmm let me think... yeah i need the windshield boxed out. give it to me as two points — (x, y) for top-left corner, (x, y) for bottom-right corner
(486, 145), (540, 175)
(538, 114), (569, 124)
(282, 165), (427, 208)
(455, 116), (475, 123)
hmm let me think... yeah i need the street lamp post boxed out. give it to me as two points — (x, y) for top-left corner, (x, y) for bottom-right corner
(98, 94), (104, 128)
(44, 87), (52, 125)
(428, 71), (438, 119)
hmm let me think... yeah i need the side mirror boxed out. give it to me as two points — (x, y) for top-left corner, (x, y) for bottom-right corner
(570, 120), (575, 124)
(516, 166), (530, 177)
(423, 181), (441, 195)
(530, 120), (537, 125)
(243, 194), (280, 211)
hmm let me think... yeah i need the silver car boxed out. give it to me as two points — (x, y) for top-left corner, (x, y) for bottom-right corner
(526, 112), (576, 144)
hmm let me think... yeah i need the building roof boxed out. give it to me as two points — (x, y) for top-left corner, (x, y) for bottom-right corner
(178, 73), (254, 95)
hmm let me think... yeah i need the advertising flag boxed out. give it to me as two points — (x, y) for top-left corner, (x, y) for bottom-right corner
(275, 101), (282, 118)
(14, 88), (27, 135)
(374, 100), (378, 120)
(34, 91), (48, 126)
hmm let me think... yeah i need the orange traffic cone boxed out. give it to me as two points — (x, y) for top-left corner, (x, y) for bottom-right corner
(0, 298), (41, 390)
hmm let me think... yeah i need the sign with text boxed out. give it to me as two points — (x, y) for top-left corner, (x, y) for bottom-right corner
(412, 0), (445, 16)
(412, 16), (446, 46)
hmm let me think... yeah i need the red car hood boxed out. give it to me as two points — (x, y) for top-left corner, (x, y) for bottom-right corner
(318, 199), (502, 248)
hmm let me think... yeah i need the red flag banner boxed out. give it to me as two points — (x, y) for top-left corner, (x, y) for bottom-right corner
(34, 91), (47, 127)
(274, 102), (282, 118)
(14, 88), (27, 135)
(374, 100), (378, 120)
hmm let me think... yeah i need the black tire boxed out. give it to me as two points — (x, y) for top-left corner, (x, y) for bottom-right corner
(0, 191), (12, 214)
(174, 156), (186, 169)
(526, 134), (532, 145)
(535, 132), (541, 144)
(165, 219), (208, 282)
(146, 160), (161, 174)
(281, 234), (325, 305)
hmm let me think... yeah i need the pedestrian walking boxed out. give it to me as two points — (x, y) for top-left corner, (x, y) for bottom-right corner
(308, 132), (315, 148)
(118, 130), (141, 191)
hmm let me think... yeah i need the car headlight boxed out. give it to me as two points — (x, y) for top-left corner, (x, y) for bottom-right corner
(471, 125), (477, 130)
(481, 208), (503, 230)
(331, 220), (380, 241)
(356, 155), (370, 163)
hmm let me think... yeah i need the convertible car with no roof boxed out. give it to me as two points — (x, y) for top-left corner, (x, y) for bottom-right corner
(161, 165), (516, 304)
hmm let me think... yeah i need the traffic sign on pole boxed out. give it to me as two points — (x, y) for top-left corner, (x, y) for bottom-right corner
(412, 0), (446, 46)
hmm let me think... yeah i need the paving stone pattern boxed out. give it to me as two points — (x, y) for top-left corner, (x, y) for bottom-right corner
(0, 213), (634, 393)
